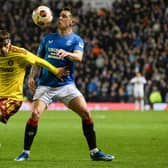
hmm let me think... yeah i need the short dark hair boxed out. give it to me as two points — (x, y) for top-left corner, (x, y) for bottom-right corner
(0, 30), (10, 43)
(61, 7), (74, 17)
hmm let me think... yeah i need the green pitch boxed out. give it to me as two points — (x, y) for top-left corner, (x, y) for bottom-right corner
(0, 110), (168, 168)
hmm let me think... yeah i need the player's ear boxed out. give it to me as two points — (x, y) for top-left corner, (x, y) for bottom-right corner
(71, 17), (78, 27)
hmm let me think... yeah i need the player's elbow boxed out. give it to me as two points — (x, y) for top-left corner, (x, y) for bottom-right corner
(72, 56), (82, 62)
(78, 57), (83, 62)
(73, 51), (83, 62)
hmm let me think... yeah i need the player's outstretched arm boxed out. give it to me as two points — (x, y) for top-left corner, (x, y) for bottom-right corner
(33, 54), (70, 81)
(25, 50), (70, 77)
(24, 51), (70, 92)
(36, 58), (70, 79)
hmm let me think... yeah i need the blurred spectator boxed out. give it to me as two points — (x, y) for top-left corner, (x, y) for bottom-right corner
(130, 72), (147, 111)
(86, 78), (99, 99)
(149, 86), (162, 110)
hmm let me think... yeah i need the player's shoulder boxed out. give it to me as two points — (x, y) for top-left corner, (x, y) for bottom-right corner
(71, 32), (83, 41)
(140, 76), (146, 80)
(70, 33), (84, 49)
(10, 45), (27, 55)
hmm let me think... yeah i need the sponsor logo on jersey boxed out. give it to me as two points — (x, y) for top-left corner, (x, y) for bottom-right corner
(48, 40), (53, 44)
(66, 40), (72, 46)
(0, 67), (14, 72)
(48, 48), (61, 59)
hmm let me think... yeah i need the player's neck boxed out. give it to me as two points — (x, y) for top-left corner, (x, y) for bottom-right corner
(58, 28), (73, 36)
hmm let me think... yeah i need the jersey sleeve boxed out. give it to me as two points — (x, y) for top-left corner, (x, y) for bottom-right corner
(130, 78), (135, 83)
(21, 50), (59, 75)
(143, 77), (147, 84)
(74, 37), (84, 52)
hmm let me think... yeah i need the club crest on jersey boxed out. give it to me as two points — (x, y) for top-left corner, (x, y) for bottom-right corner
(66, 40), (72, 46)
(8, 60), (14, 66)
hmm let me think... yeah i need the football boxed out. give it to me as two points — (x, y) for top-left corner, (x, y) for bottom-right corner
(32, 5), (53, 27)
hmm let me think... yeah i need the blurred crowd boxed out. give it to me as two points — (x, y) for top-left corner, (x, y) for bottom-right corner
(1, 0), (168, 103)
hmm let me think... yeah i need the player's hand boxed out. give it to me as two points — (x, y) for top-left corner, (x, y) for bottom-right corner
(56, 66), (70, 81)
(28, 77), (36, 93)
(57, 49), (69, 60)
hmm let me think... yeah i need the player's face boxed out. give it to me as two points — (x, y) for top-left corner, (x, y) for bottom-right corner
(0, 39), (11, 56)
(57, 10), (73, 29)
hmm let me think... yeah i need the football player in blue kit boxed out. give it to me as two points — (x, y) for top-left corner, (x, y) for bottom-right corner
(15, 7), (114, 161)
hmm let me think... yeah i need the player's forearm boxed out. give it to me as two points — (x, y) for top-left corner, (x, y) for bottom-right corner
(57, 49), (83, 62)
(66, 52), (82, 62)
(29, 65), (41, 78)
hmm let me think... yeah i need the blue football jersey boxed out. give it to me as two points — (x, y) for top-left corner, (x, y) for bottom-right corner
(37, 32), (84, 87)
